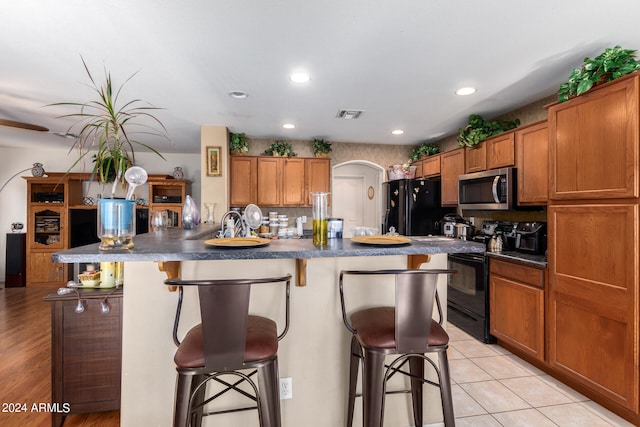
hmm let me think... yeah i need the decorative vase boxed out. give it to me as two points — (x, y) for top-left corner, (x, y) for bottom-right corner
(97, 198), (136, 250)
(230, 150), (246, 156)
(315, 152), (330, 158)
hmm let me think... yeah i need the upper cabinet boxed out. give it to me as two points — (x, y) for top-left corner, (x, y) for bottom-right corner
(440, 148), (465, 206)
(229, 156), (330, 208)
(229, 156), (258, 207)
(548, 73), (639, 200)
(465, 143), (487, 173)
(464, 132), (516, 174)
(516, 121), (548, 205)
(486, 133), (516, 170)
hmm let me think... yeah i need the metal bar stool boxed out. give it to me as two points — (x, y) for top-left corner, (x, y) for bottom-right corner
(165, 274), (292, 427)
(339, 269), (456, 427)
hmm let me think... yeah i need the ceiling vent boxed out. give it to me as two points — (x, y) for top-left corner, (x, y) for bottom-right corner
(336, 109), (364, 120)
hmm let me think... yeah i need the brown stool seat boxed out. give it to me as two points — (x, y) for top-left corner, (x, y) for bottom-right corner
(165, 274), (292, 427)
(339, 269), (456, 427)
(175, 316), (279, 369)
(351, 307), (449, 350)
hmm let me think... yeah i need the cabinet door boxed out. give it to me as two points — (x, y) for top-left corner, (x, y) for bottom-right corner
(464, 143), (486, 173)
(306, 158), (330, 205)
(548, 203), (638, 410)
(412, 160), (423, 178)
(229, 156), (257, 207)
(29, 206), (65, 249)
(516, 121), (548, 205)
(28, 252), (66, 285)
(282, 158), (306, 206)
(421, 155), (441, 177)
(490, 259), (545, 361)
(486, 132), (515, 169)
(440, 148), (465, 206)
(548, 74), (639, 200)
(257, 157), (282, 206)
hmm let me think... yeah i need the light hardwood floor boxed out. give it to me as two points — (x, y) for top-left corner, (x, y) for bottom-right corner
(0, 286), (119, 427)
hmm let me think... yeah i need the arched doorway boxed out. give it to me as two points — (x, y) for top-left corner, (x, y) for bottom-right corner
(331, 160), (385, 237)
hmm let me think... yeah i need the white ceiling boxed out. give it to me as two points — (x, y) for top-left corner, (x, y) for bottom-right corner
(2, 0), (640, 154)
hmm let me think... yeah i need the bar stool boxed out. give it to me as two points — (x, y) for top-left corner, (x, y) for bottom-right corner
(339, 269), (456, 427)
(165, 274), (292, 427)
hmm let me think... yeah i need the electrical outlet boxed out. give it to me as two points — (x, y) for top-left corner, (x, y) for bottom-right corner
(279, 377), (292, 400)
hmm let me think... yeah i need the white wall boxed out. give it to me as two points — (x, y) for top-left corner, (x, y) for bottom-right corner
(0, 146), (200, 283)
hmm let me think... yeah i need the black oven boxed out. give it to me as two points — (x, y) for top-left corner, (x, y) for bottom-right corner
(447, 252), (496, 343)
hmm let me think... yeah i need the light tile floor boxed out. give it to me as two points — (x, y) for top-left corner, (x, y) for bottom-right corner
(446, 323), (635, 427)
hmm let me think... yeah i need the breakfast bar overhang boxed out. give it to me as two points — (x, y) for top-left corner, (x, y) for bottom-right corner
(53, 229), (484, 427)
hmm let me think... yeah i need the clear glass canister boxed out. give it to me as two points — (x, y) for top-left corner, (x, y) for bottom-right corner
(311, 192), (330, 245)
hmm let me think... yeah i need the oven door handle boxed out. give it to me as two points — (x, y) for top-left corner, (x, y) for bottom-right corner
(449, 253), (486, 263)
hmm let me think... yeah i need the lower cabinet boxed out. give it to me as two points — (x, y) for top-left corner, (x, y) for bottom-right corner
(489, 258), (545, 361)
(29, 252), (66, 285)
(45, 288), (122, 427)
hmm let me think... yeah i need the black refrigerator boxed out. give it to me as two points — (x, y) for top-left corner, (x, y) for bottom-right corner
(383, 178), (453, 236)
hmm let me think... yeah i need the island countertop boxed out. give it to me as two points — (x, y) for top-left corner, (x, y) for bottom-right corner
(51, 227), (485, 263)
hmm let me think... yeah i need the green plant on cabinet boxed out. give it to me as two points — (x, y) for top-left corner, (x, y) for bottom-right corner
(311, 138), (332, 156)
(409, 143), (440, 162)
(457, 114), (520, 148)
(264, 140), (297, 157)
(229, 132), (249, 154)
(557, 45), (640, 103)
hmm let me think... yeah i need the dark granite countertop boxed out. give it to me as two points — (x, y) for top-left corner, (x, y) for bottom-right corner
(486, 250), (547, 269)
(52, 231), (485, 263)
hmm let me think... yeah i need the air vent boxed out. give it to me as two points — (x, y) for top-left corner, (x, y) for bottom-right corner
(336, 109), (364, 120)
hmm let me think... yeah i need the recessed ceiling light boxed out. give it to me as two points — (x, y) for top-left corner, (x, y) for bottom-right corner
(289, 72), (310, 83)
(229, 90), (248, 99)
(392, 129), (404, 135)
(283, 123), (295, 129)
(455, 87), (477, 96)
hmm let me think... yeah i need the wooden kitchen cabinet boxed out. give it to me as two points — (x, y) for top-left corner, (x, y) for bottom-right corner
(440, 148), (465, 206)
(282, 158), (306, 205)
(230, 156), (330, 207)
(486, 132), (515, 170)
(464, 143), (486, 173)
(544, 73), (640, 424)
(548, 73), (639, 200)
(257, 157), (283, 206)
(305, 158), (331, 204)
(489, 258), (545, 361)
(516, 121), (548, 205)
(421, 154), (441, 177)
(229, 156), (258, 206)
(548, 203), (638, 413)
(44, 288), (122, 427)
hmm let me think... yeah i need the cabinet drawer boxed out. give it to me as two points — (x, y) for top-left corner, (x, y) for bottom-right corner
(490, 258), (544, 288)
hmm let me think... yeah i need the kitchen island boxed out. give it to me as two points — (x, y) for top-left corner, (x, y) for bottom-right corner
(53, 229), (483, 427)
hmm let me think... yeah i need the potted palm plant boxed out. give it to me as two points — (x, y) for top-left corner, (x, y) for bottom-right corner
(52, 58), (170, 249)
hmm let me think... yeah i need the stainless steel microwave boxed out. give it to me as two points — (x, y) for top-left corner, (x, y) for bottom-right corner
(458, 167), (516, 210)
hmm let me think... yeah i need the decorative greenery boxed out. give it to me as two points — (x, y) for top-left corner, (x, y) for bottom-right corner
(457, 114), (520, 148)
(409, 143), (440, 161)
(264, 140), (297, 157)
(229, 132), (249, 154)
(558, 46), (640, 103)
(51, 57), (168, 196)
(311, 138), (332, 155)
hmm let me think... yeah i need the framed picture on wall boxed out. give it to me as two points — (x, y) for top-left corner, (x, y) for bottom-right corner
(206, 146), (222, 176)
